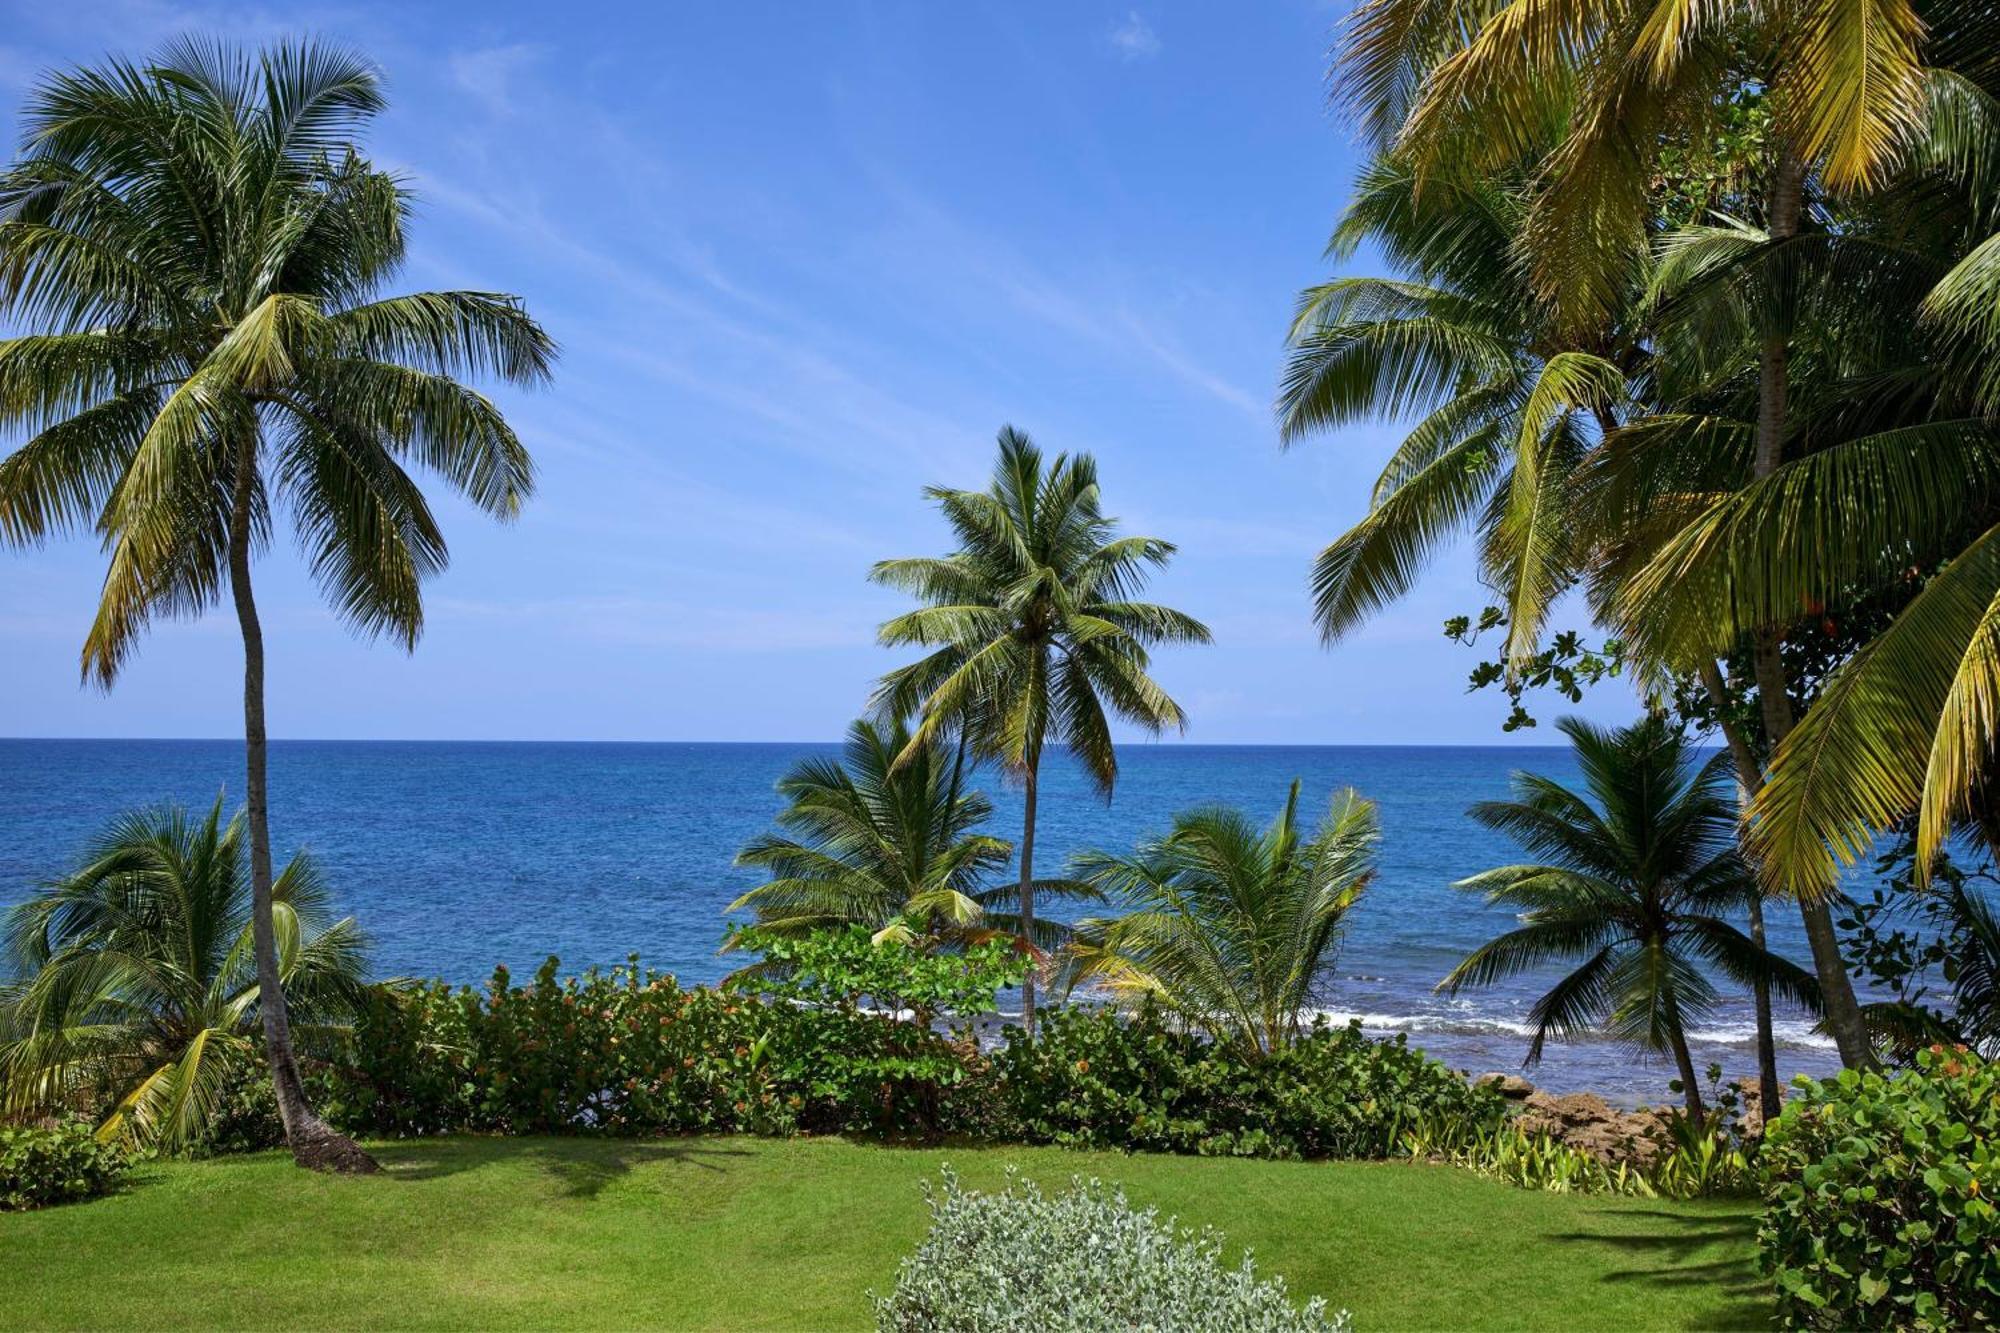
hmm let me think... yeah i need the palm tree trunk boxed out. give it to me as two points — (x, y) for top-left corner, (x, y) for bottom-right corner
(1751, 147), (1875, 1071)
(1662, 986), (1707, 1121)
(1697, 662), (1783, 1117)
(1017, 748), (1039, 1039)
(227, 440), (377, 1175)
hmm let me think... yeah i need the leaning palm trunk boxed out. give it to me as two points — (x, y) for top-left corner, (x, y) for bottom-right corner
(1748, 149), (1875, 1072)
(228, 448), (374, 1173)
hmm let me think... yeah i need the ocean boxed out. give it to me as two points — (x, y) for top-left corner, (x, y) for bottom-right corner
(0, 738), (1845, 1103)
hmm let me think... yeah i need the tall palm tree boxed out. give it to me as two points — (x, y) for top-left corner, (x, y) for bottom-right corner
(1441, 717), (1818, 1117)
(724, 717), (1100, 966)
(0, 800), (367, 1152)
(0, 41), (554, 1170)
(1065, 782), (1378, 1058)
(872, 426), (1210, 1033)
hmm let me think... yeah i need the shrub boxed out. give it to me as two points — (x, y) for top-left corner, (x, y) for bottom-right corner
(873, 1168), (1349, 1333)
(726, 925), (1028, 1132)
(330, 954), (983, 1139)
(1759, 1047), (2000, 1330)
(0, 1120), (129, 1210)
(989, 1002), (1502, 1159)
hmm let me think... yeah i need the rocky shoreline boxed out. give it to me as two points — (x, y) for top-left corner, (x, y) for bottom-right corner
(1469, 1072), (1775, 1167)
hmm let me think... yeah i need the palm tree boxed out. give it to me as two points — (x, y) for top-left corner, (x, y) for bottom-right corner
(724, 717), (1100, 967)
(1279, 153), (1634, 663)
(1064, 782), (1377, 1057)
(0, 41), (553, 1170)
(1441, 717), (1818, 1117)
(0, 800), (367, 1152)
(872, 426), (1210, 1033)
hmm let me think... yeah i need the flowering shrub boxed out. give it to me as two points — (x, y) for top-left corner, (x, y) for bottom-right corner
(989, 1003), (1504, 1159)
(1759, 1046), (1999, 1330)
(0, 1120), (128, 1210)
(874, 1168), (1349, 1332)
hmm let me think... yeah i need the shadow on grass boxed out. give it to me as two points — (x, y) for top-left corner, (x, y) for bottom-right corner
(1546, 1208), (1772, 1329)
(370, 1136), (754, 1199)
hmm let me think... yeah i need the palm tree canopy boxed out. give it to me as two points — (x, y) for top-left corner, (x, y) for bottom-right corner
(871, 425), (1210, 792)
(1442, 716), (1818, 1064)
(0, 38), (555, 682)
(725, 718), (1100, 959)
(1065, 781), (1379, 1056)
(1279, 151), (1637, 666)
(0, 799), (366, 1150)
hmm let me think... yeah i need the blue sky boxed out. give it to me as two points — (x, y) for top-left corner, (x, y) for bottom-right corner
(0, 0), (1640, 744)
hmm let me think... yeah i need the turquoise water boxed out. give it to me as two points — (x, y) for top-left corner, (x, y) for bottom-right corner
(0, 738), (1844, 1100)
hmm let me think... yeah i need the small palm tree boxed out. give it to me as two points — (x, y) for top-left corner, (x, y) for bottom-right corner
(1442, 717), (1818, 1117)
(0, 800), (366, 1152)
(872, 426), (1210, 1033)
(0, 40), (553, 1170)
(1065, 782), (1378, 1057)
(725, 719), (1099, 969)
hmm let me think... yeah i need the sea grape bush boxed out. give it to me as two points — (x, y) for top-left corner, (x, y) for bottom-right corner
(725, 926), (1027, 1129)
(873, 1168), (1350, 1333)
(0, 1120), (128, 1210)
(989, 1003), (1504, 1159)
(1758, 1047), (1999, 1330)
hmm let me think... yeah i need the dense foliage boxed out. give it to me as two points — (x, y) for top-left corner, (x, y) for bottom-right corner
(988, 1003), (1502, 1160)
(327, 955), (1501, 1163)
(873, 1168), (1348, 1333)
(0, 1120), (128, 1210)
(1759, 1048), (1999, 1329)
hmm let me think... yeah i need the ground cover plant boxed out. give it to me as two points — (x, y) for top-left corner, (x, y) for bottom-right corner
(875, 1167), (1347, 1331)
(0, 1135), (1771, 1330)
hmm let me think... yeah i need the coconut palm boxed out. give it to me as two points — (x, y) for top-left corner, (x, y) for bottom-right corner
(0, 800), (366, 1152)
(0, 40), (553, 1169)
(1279, 153), (1635, 663)
(724, 718), (1100, 969)
(1064, 782), (1378, 1057)
(872, 426), (1210, 1033)
(1442, 717), (1819, 1117)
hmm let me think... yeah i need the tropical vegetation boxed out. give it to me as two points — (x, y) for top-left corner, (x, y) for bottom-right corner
(872, 425), (1210, 1032)
(724, 716), (1097, 966)
(1441, 718), (1815, 1118)
(0, 800), (366, 1152)
(1759, 1046), (2000, 1330)
(0, 38), (554, 1170)
(1064, 781), (1377, 1056)
(0, 1119), (128, 1211)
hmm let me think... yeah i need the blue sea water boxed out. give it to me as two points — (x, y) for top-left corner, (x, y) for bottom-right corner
(0, 738), (1844, 1102)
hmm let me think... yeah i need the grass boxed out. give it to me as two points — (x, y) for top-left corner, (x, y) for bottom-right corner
(2, 1135), (1768, 1331)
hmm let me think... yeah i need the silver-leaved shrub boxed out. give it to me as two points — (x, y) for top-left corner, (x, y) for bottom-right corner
(874, 1168), (1351, 1333)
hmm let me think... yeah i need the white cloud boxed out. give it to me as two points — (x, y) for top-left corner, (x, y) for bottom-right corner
(448, 42), (545, 116)
(1108, 11), (1161, 62)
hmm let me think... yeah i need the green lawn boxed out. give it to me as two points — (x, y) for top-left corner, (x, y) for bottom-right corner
(3, 1135), (1769, 1331)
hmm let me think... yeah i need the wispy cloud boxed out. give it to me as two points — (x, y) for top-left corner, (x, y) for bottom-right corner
(448, 42), (546, 117)
(1108, 11), (1161, 62)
